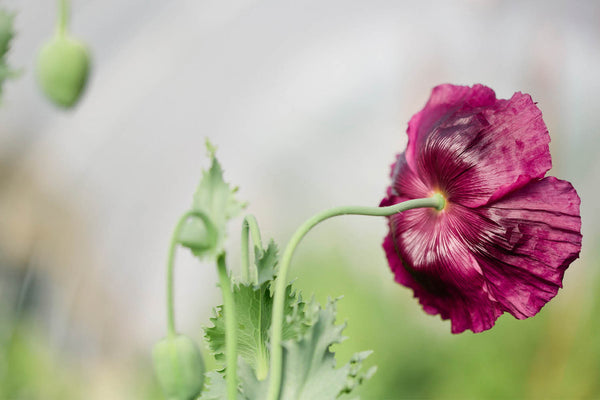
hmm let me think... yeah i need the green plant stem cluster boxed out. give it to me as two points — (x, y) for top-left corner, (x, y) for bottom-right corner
(265, 194), (445, 400)
(162, 193), (444, 400)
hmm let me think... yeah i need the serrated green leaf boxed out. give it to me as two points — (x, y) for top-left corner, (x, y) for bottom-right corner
(255, 240), (278, 286)
(204, 306), (225, 359)
(205, 240), (309, 382)
(204, 282), (271, 376)
(237, 359), (269, 400)
(339, 352), (377, 396)
(278, 299), (350, 400)
(205, 282), (308, 381)
(179, 141), (246, 259)
(234, 283), (271, 380)
(236, 299), (373, 400)
(197, 371), (228, 400)
(281, 291), (314, 341)
(202, 238), (372, 400)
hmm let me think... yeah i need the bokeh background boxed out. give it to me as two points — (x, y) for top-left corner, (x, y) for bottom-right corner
(1, 0), (599, 398)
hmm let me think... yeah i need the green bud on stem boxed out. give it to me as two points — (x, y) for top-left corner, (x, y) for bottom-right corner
(178, 219), (217, 254)
(153, 334), (205, 400)
(36, 33), (90, 108)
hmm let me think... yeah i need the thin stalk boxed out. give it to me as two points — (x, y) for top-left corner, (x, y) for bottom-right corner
(265, 194), (445, 400)
(216, 253), (238, 400)
(241, 215), (264, 284)
(57, 0), (69, 35)
(166, 209), (214, 337)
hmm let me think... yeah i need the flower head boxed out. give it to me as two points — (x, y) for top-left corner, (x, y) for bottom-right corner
(381, 84), (582, 333)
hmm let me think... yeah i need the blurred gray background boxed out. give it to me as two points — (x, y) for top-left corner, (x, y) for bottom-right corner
(0, 0), (598, 398)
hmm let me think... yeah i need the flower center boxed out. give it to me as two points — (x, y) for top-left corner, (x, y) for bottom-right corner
(430, 192), (446, 211)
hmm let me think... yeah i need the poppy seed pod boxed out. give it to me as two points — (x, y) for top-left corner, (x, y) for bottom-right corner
(153, 334), (205, 400)
(36, 33), (90, 108)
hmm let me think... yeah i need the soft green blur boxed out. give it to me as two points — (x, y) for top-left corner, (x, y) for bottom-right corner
(0, 304), (163, 400)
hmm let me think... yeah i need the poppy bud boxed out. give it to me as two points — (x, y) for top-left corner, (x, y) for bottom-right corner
(36, 33), (90, 108)
(178, 220), (214, 252)
(153, 334), (205, 400)
(178, 215), (219, 258)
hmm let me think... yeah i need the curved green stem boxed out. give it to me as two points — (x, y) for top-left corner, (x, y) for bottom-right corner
(166, 209), (215, 337)
(265, 194), (445, 400)
(57, 0), (69, 36)
(241, 215), (264, 284)
(216, 253), (238, 400)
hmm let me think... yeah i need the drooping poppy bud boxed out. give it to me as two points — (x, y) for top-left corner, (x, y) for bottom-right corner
(36, 33), (90, 108)
(178, 217), (218, 255)
(153, 334), (205, 400)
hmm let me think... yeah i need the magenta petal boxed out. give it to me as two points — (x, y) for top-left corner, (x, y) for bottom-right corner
(475, 177), (582, 319)
(384, 202), (503, 333)
(404, 85), (552, 208)
(389, 153), (430, 200)
(405, 84), (496, 168)
(383, 84), (582, 334)
(384, 233), (503, 333)
(383, 177), (581, 332)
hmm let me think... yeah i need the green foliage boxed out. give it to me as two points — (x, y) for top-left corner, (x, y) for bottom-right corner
(205, 282), (272, 380)
(277, 299), (375, 400)
(0, 323), (85, 399)
(197, 372), (227, 400)
(179, 141), (246, 259)
(205, 241), (309, 381)
(202, 240), (373, 399)
(231, 299), (373, 400)
(255, 240), (278, 286)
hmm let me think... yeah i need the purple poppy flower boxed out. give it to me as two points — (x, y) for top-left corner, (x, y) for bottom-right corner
(381, 84), (582, 334)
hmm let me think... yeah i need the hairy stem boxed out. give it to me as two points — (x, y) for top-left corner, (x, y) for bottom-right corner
(265, 194), (445, 400)
(241, 215), (264, 284)
(216, 253), (238, 400)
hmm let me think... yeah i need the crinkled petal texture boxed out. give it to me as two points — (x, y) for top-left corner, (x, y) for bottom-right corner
(383, 84), (582, 333)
